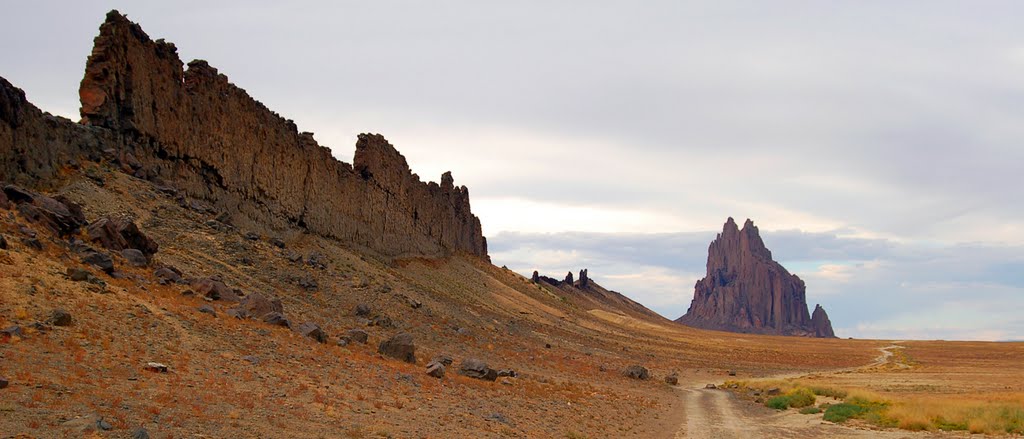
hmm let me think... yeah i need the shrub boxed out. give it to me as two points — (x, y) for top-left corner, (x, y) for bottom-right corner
(786, 388), (817, 408)
(800, 406), (822, 415)
(765, 396), (791, 410)
(824, 403), (870, 423)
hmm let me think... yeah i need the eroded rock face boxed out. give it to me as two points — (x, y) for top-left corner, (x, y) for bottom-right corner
(810, 304), (836, 338)
(675, 218), (835, 338)
(72, 11), (486, 260)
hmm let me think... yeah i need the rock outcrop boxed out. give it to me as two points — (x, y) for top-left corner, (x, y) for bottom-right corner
(2, 10), (486, 260)
(810, 304), (836, 338)
(675, 218), (835, 338)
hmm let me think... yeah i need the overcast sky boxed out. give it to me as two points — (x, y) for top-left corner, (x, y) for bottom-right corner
(3, 1), (1023, 340)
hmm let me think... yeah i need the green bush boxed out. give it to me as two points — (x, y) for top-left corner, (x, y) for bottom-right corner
(765, 396), (791, 410)
(799, 406), (822, 415)
(823, 403), (870, 423)
(809, 386), (848, 399)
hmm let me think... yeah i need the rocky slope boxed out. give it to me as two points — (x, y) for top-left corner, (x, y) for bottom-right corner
(676, 218), (836, 338)
(3, 10), (485, 260)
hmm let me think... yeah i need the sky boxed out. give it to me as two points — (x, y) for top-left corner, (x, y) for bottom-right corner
(2, 1), (1022, 340)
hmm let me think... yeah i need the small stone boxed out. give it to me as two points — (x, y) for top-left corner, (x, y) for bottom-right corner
(544, 343), (552, 349)
(497, 369), (517, 378)
(728, 370), (737, 376)
(81, 250), (114, 273)
(705, 383), (717, 389)
(767, 387), (781, 395)
(131, 427), (151, 439)
(242, 355), (260, 364)
(49, 309), (73, 326)
(0, 377), (9, 389)
(665, 373), (679, 385)
(22, 237), (44, 251)
(144, 362), (168, 373)
(97, 418), (112, 431)
(244, 231), (259, 240)
(0, 234), (7, 249)
(270, 238), (285, 248)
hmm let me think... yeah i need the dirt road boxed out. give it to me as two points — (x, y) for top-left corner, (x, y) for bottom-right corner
(671, 343), (944, 439)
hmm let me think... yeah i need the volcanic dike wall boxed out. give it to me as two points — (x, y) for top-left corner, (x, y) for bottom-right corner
(1, 10), (487, 260)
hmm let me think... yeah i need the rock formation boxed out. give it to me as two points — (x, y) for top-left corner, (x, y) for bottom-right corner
(676, 218), (835, 338)
(1, 10), (486, 260)
(810, 304), (836, 338)
(564, 271), (574, 285)
(578, 269), (589, 288)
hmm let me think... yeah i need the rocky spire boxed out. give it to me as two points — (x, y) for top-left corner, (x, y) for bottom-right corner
(676, 218), (835, 338)
(810, 304), (836, 338)
(564, 271), (574, 285)
(531, 270), (540, 283)
(579, 269), (589, 288)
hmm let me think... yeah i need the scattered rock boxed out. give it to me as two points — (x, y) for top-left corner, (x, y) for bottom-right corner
(236, 292), (284, 319)
(242, 355), (260, 364)
(294, 322), (327, 343)
(244, 231), (259, 240)
(378, 333), (416, 363)
(87, 216), (158, 261)
(767, 387), (781, 395)
(9, 189), (86, 236)
(370, 315), (393, 328)
(458, 358), (498, 381)
(131, 427), (151, 439)
(1, 325), (24, 339)
(431, 354), (454, 367)
(705, 383), (717, 389)
(354, 303), (371, 316)
(262, 312), (290, 327)
(80, 249), (114, 273)
(0, 234), (6, 249)
(0, 377), (7, 389)
(665, 373), (679, 385)
(426, 361), (445, 378)
(484, 413), (512, 426)
(197, 305), (216, 317)
(545, 343), (551, 349)
(48, 309), (73, 326)
(270, 237), (285, 248)
(144, 362), (168, 373)
(22, 237), (43, 251)
(67, 267), (91, 282)
(121, 248), (148, 267)
(622, 365), (650, 380)
(153, 266), (184, 284)
(345, 329), (368, 344)
(297, 274), (317, 291)
(497, 369), (517, 378)
(728, 370), (737, 376)
(97, 418), (112, 431)
(190, 277), (240, 302)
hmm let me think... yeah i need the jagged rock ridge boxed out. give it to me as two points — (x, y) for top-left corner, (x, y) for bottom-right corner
(2, 10), (486, 260)
(675, 218), (835, 338)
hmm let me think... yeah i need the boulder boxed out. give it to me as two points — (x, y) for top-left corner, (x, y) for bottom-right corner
(345, 329), (369, 344)
(426, 361), (445, 378)
(13, 192), (86, 237)
(294, 322), (326, 343)
(237, 292), (284, 319)
(622, 365), (650, 380)
(665, 373), (679, 385)
(378, 333), (416, 363)
(121, 248), (148, 267)
(80, 250), (114, 273)
(354, 303), (371, 316)
(87, 216), (158, 261)
(190, 277), (240, 302)
(197, 305), (216, 317)
(458, 358), (498, 381)
(67, 267), (91, 282)
(431, 354), (454, 367)
(262, 312), (290, 327)
(153, 266), (184, 284)
(49, 309), (73, 326)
